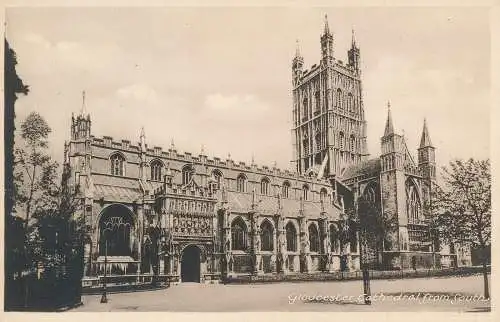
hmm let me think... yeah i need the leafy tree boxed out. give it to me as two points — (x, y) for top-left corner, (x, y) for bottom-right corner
(431, 158), (491, 298)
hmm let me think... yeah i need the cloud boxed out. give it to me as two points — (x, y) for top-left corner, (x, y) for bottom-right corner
(116, 83), (159, 105)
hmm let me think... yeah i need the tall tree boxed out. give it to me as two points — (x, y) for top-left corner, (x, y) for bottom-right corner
(4, 39), (29, 309)
(431, 158), (491, 298)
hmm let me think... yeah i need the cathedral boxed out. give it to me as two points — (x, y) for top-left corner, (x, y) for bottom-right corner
(66, 16), (469, 285)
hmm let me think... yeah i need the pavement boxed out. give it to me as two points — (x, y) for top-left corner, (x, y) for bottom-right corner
(72, 274), (491, 312)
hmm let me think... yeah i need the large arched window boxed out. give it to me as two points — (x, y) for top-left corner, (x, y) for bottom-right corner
(338, 132), (345, 150)
(182, 164), (194, 185)
(315, 90), (321, 112)
(347, 93), (354, 112)
(212, 169), (223, 189)
(320, 188), (328, 202)
(302, 184), (309, 201)
(285, 222), (297, 252)
(363, 183), (378, 204)
(308, 224), (320, 252)
(110, 153), (125, 176)
(350, 135), (356, 152)
(236, 174), (247, 193)
(150, 160), (163, 181)
(260, 220), (274, 251)
(260, 177), (270, 195)
(336, 89), (343, 109)
(282, 181), (291, 199)
(99, 204), (134, 256)
(231, 217), (247, 251)
(303, 96), (308, 119)
(329, 224), (339, 253)
(406, 180), (422, 224)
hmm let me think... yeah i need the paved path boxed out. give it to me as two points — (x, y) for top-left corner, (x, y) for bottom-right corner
(73, 275), (490, 312)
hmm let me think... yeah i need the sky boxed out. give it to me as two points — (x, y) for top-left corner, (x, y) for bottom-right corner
(6, 6), (490, 172)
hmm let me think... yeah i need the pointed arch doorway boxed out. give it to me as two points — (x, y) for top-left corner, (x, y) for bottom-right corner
(181, 245), (201, 283)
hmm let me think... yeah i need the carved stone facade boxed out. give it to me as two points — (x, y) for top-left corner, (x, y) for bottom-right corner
(66, 17), (469, 284)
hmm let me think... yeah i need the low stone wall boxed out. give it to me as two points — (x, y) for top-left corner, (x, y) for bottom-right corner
(225, 266), (490, 284)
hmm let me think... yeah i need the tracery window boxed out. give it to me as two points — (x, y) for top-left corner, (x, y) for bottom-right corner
(315, 90), (321, 112)
(231, 218), (247, 251)
(212, 169), (223, 189)
(282, 181), (290, 199)
(260, 177), (270, 195)
(303, 96), (308, 118)
(150, 160), (163, 181)
(308, 224), (320, 252)
(347, 93), (354, 112)
(182, 164), (194, 185)
(260, 220), (274, 251)
(236, 174), (247, 193)
(336, 89), (343, 109)
(110, 153), (125, 176)
(406, 180), (422, 223)
(286, 222), (297, 252)
(320, 188), (328, 202)
(350, 135), (356, 152)
(338, 132), (345, 150)
(303, 184), (309, 201)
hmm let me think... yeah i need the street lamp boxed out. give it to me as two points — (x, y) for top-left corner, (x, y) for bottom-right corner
(100, 220), (118, 304)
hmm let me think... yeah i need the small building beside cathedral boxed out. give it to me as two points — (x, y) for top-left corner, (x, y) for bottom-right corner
(65, 16), (470, 285)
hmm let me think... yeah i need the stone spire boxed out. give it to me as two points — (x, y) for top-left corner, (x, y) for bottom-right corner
(384, 101), (395, 136)
(295, 39), (302, 58)
(351, 28), (357, 48)
(419, 118), (433, 148)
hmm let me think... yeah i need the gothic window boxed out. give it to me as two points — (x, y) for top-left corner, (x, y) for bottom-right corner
(315, 133), (321, 151)
(182, 164), (194, 185)
(260, 177), (270, 195)
(282, 181), (291, 199)
(303, 139), (309, 155)
(212, 169), (223, 189)
(308, 224), (320, 252)
(320, 188), (328, 202)
(363, 183), (378, 204)
(236, 174), (247, 193)
(286, 222), (297, 252)
(347, 93), (354, 112)
(150, 160), (163, 181)
(303, 96), (308, 119)
(110, 153), (125, 176)
(99, 204), (133, 256)
(315, 90), (321, 112)
(329, 225), (339, 253)
(302, 184), (309, 201)
(260, 220), (274, 251)
(350, 134), (356, 152)
(338, 132), (345, 150)
(336, 89), (343, 109)
(231, 217), (247, 251)
(406, 180), (422, 224)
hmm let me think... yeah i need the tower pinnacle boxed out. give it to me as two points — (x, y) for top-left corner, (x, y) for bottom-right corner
(324, 14), (331, 35)
(384, 101), (395, 136)
(295, 39), (301, 58)
(419, 118), (433, 148)
(81, 90), (86, 116)
(351, 28), (357, 48)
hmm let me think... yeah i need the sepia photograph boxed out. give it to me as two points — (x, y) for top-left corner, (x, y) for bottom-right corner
(3, 3), (493, 314)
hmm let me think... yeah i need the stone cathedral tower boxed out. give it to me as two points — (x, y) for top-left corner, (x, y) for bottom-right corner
(291, 15), (368, 180)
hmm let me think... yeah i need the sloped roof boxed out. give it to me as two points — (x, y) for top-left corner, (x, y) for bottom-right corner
(92, 175), (142, 202)
(341, 158), (381, 180)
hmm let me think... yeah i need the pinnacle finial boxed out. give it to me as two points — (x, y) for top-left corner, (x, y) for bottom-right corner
(170, 138), (175, 150)
(201, 144), (205, 155)
(324, 14), (330, 35)
(295, 39), (301, 58)
(81, 90), (86, 116)
(140, 126), (146, 152)
(384, 101), (395, 136)
(351, 28), (357, 47)
(420, 118), (433, 148)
